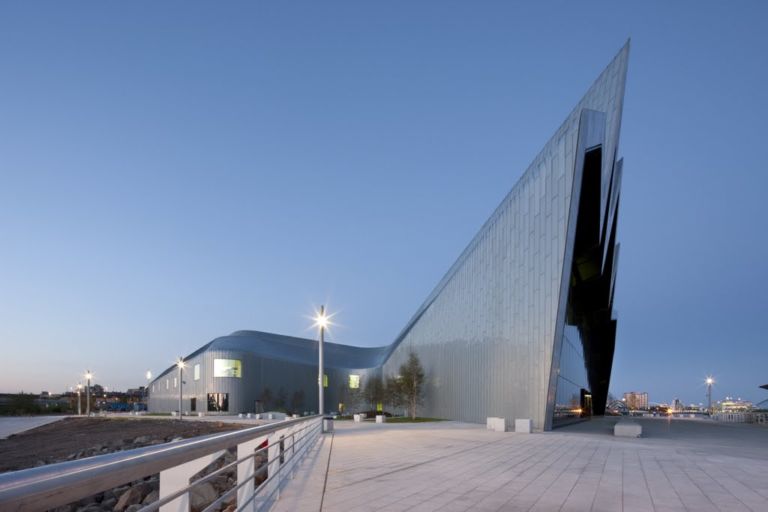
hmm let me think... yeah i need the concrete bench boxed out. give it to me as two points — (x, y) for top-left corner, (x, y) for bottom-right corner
(486, 417), (507, 432)
(514, 419), (532, 433)
(376, 415), (386, 424)
(614, 420), (642, 438)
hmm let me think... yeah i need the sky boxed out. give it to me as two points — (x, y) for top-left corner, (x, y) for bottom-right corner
(1, 1), (766, 406)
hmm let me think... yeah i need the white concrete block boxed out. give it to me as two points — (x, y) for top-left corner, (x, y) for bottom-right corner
(353, 414), (362, 423)
(376, 415), (386, 423)
(486, 417), (507, 432)
(515, 419), (532, 433)
(614, 420), (642, 437)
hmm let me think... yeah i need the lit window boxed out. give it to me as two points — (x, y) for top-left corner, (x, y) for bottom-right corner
(349, 374), (360, 389)
(194, 364), (201, 381)
(165, 379), (169, 390)
(214, 359), (242, 378)
(173, 377), (177, 388)
(323, 374), (328, 388)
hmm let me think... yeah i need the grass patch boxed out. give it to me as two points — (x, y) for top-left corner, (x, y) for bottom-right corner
(144, 412), (172, 416)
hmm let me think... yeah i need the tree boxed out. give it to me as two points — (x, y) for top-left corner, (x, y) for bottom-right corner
(362, 376), (384, 412)
(259, 387), (273, 411)
(398, 352), (425, 420)
(290, 390), (305, 414)
(384, 375), (404, 414)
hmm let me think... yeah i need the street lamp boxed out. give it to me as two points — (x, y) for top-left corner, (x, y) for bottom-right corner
(146, 370), (152, 410)
(76, 383), (82, 416)
(177, 358), (185, 421)
(85, 371), (93, 416)
(706, 376), (715, 416)
(313, 306), (331, 415)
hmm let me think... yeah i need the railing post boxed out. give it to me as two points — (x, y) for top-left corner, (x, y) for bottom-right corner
(159, 450), (225, 512)
(236, 435), (267, 512)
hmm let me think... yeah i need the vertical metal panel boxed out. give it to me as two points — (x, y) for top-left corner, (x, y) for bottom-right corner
(382, 44), (629, 431)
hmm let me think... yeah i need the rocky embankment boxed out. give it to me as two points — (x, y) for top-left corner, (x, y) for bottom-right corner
(51, 438), (242, 512)
(0, 418), (251, 512)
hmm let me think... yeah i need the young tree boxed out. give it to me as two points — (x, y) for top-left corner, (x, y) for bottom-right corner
(362, 376), (384, 412)
(290, 389), (305, 414)
(384, 375), (404, 414)
(259, 387), (273, 411)
(399, 352), (425, 420)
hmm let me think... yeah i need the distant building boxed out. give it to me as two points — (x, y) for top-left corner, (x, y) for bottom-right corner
(671, 398), (683, 412)
(623, 392), (648, 411)
(719, 397), (753, 412)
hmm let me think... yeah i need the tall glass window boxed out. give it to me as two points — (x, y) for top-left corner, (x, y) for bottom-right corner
(553, 324), (591, 425)
(194, 364), (201, 381)
(349, 374), (360, 389)
(207, 393), (229, 412)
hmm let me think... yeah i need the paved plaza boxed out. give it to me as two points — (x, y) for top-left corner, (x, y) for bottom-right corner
(274, 417), (768, 512)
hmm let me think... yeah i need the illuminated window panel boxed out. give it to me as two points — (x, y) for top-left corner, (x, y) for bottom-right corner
(214, 359), (242, 378)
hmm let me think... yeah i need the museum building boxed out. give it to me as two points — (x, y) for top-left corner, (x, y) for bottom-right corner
(149, 42), (629, 431)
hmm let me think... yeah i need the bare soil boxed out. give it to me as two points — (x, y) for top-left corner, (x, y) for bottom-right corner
(0, 417), (245, 473)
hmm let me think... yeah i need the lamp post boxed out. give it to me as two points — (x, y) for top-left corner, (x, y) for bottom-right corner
(85, 371), (92, 416)
(76, 383), (82, 416)
(146, 370), (152, 410)
(177, 358), (185, 421)
(706, 376), (714, 416)
(314, 306), (330, 415)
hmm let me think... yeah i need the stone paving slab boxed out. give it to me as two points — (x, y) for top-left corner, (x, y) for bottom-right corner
(273, 417), (768, 512)
(0, 416), (68, 439)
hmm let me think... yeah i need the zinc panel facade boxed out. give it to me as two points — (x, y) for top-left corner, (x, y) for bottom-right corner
(382, 44), (628, 430)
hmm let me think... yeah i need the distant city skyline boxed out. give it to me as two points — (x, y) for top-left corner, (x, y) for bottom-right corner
(1, 2), (767, 405)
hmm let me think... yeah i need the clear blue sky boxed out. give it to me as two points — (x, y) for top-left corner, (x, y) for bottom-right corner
(1, 1), (766, 406)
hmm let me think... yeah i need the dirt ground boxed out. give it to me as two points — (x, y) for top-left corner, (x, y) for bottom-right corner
(0, 417), (246, 473)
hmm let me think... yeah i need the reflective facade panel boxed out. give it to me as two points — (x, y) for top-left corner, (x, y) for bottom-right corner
(382, 43), (628, 431)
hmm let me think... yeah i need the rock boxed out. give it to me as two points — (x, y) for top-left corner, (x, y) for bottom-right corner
(126, 505), (143, 512)
(171, 436), (184, 442)
(114, 487), (143, 512)
(189, 482), (218, 510)
(113, 486), (129, 497)
(101, 497), (117, 509)
(222, 505), (237, 512)
(210, 475), (230, 492)
(133, 435), (151, 444)
(75, 504), (104, 512)
(142, 489), (159, 505)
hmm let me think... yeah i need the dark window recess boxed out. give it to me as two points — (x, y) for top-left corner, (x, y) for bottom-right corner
(190, 397), (197, 412)
(207, 393), (229, 412)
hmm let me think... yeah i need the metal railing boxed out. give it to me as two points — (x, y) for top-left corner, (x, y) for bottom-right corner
(0, 415), (324, 512)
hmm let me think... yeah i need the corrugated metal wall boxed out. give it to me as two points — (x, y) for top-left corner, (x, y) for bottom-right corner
(382, 44), (628, 431)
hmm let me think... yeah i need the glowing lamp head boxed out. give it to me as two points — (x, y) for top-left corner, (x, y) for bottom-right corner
(146, 370), (152, 380)
(176, 358), (185, 369)
(706, 377), (714, 385)
(314, 312), (329, 329)
(85, 371), (93, 381)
